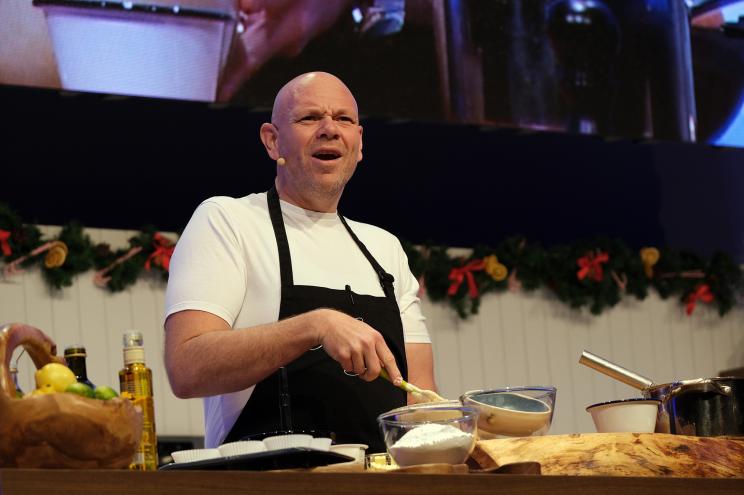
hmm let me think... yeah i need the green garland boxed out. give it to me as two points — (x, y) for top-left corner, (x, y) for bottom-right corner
(403, 236), (743, 318)
(0, 204), (42, 267)
(1, 205), (171, 292)
(1, 203), (742, 318)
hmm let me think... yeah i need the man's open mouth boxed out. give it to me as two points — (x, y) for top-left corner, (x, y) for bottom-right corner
(312, 151), (342, 161)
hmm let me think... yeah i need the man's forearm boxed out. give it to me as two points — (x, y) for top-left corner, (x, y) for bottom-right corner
(165, 310), (323, 398)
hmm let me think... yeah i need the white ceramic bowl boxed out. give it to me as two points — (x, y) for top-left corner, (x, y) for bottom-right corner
(35, 0), (236, 101)
(171, 448), (222, 463)
(329, 444), (368, 464)
(217, 440), (267, 457)
(262, 434), (313, 451)
(586, 398), (661, 433)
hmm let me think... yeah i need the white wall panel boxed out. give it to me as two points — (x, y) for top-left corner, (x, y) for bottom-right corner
(498, 292), (528, 386)
(456, 311), (485, 392)
(76, 228), (111, 396)
(424, 289), (744, 435)
(543, 304), (577, 434)
(477, 296), (507, 391)
(521, 294), (549, 388)
(731, 321), (744, 372)
(628, 299), (657, 384)
(649, 296), (677, 384)
(425, 298), (462, 398)
(2, 228), (743, 439)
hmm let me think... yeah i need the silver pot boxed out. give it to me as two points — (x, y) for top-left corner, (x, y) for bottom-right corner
(580, 350), (744, 436)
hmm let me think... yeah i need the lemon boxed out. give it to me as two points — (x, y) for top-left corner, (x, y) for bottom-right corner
(30, 385), (56, 396)
(35, 363), (77, 393)
(65, 382), (95, 398)
(94, 385), (119, 400)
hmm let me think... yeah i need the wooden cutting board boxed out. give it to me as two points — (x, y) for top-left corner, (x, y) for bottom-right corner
(471, 433), (744, 478)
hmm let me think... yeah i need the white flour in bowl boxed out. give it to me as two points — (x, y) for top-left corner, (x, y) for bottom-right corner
(388, 423), (474, 466)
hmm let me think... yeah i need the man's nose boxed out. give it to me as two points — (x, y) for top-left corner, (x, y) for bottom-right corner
(316, 116), (340, 139)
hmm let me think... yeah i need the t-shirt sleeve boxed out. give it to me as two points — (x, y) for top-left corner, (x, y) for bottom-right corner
(393, 239), (431, 344)
(164, 199), (247, 326)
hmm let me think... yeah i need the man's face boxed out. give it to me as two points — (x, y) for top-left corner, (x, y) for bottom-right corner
(273, 75), (363, 202)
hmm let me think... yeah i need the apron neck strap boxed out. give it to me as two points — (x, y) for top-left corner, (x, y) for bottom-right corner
(267, 185), (294, 287)
(338, 214), (396, 301)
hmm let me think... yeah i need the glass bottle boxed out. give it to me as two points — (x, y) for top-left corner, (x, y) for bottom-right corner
(119, 331), (158, 470)
(64, 345), (95, 389)
(9, 366), (23, 397)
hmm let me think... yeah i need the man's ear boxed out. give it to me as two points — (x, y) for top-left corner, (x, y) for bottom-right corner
(357, 125), (364, 162)
(260, 123), (280, 160)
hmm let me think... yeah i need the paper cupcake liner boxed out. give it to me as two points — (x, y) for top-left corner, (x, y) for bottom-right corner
(171, 448), (222, 463)
(218, 440), (267, 457)
(262, 434), (313, 451)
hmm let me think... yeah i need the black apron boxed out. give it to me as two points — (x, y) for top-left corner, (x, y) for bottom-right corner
(223, 186), (407, 452)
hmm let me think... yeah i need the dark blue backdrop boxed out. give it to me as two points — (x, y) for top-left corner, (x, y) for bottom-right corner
(3, 84), (743, 261)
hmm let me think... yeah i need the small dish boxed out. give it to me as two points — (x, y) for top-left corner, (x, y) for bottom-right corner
(263, 434), (313, 451)
(586, 398), (660, 433)
(365, 452), (398, 471)
(171, 448), (222, 463)
(217, 440), (267, 457)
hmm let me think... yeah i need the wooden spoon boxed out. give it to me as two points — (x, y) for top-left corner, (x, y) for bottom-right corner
(379, 368), (448, 403)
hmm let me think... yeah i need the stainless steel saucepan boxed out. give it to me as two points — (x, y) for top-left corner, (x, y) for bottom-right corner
(579, 350), (744, 437)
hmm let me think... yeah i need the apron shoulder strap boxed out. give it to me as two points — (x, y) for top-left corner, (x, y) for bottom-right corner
(267, 185), (294, 287)
(338, 214), (396, 301)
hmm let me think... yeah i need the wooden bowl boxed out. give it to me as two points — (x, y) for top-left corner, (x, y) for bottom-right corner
(0, 323), (142, 468)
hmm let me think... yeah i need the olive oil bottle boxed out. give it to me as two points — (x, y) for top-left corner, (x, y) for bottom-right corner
(119, 331), (158, 470)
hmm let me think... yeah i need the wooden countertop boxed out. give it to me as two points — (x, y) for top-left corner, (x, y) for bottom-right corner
(2, 469), (743, 495)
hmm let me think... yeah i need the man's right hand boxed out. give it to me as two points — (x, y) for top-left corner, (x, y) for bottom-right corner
(312, 308), (403, 385)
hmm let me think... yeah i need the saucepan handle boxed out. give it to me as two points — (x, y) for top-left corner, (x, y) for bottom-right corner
(669, 378), (732, 398)
(579, 350), (654, 391)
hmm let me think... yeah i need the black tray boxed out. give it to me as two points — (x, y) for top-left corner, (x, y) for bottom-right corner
(159, 447), (355, 471)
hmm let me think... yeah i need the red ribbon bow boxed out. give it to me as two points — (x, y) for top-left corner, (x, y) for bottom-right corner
(0, 229), (11, 257)
(685, 283), (714, 315)
(447, 259), (485, 298)
(577, 251), (609, 282)
(145, 233), (175, 272)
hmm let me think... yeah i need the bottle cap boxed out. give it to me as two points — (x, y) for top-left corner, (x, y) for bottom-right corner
(64, 344), (87, 358)
(124, 347), (146, 365)
(123, 331), (145, 364)
(123, 331), (144, 349)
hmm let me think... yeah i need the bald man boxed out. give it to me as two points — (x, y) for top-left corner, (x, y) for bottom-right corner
(164, 72), (435, 451)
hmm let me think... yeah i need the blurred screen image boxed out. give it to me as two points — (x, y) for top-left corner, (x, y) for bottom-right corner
(1, 0), (742, 147)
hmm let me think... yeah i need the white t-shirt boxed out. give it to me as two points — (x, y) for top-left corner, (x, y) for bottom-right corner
(164, 192), (431, 447)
